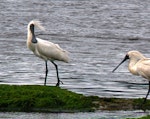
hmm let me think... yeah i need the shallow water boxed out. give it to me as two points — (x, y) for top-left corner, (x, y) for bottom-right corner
(1, 0), (150, 118)
(0, 111), (149, 119)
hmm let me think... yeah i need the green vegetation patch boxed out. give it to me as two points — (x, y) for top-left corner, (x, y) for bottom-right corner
(0, 85), (98, 112)
(1, 85), (150, 113)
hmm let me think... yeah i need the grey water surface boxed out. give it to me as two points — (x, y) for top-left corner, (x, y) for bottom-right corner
(0, 111), (149, 119)
(1, 0), (150, 118)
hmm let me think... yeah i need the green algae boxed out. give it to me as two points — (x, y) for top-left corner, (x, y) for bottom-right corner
(0, 85), (98, 112)
(1, 85), (150, 113)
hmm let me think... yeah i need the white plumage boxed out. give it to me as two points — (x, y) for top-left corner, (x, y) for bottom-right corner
(113, 50), (150, 105)
(27, 20), (69, 86)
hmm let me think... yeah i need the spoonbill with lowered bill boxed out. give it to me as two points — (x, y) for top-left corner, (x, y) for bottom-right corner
(112, 50), (150, 104)
(27, 20), (69, 86)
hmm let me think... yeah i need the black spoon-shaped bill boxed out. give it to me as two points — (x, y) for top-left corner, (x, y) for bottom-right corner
(112, 54), (129, 72)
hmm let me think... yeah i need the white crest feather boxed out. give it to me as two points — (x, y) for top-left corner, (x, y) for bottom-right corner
(28, 20), (45, 31)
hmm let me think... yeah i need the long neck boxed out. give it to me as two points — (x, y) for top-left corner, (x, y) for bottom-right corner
(128, 58), (140, 75)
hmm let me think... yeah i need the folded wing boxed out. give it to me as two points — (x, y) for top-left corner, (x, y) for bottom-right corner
(36, 38), (69, 63)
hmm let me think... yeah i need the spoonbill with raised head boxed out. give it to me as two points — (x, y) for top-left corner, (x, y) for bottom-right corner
(27, 20), (69, 86)
(112, 50), (150, 105)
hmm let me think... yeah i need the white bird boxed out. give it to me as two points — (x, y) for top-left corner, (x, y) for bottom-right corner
(27, 20), (69, 86)
(112, 50), (150, 104)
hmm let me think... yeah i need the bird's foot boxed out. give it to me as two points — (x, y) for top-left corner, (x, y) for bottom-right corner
(60, 80), (63, 84)
(56, 83), (59, 87)
(56, 80), (63, 87)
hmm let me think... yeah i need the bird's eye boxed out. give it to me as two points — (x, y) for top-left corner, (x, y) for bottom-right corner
(125, 54), (129, 59)
(30, 24), (34, 31)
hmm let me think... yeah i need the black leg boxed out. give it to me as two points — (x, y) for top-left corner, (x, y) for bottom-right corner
(44, 61), (48, 86)
(51, 61), (63, 87)
(142, 81), (150, 104)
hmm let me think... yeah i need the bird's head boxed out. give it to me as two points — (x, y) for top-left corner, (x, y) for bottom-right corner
(28, 20), (45, 32)
(30, 24), (34, 34)
(112, 50), (145, 72)
(127, 50), (145, 61)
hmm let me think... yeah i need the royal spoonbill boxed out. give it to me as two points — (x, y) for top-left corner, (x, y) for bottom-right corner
(112, 50), (150, 104)
(27, 20), (69, 86)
